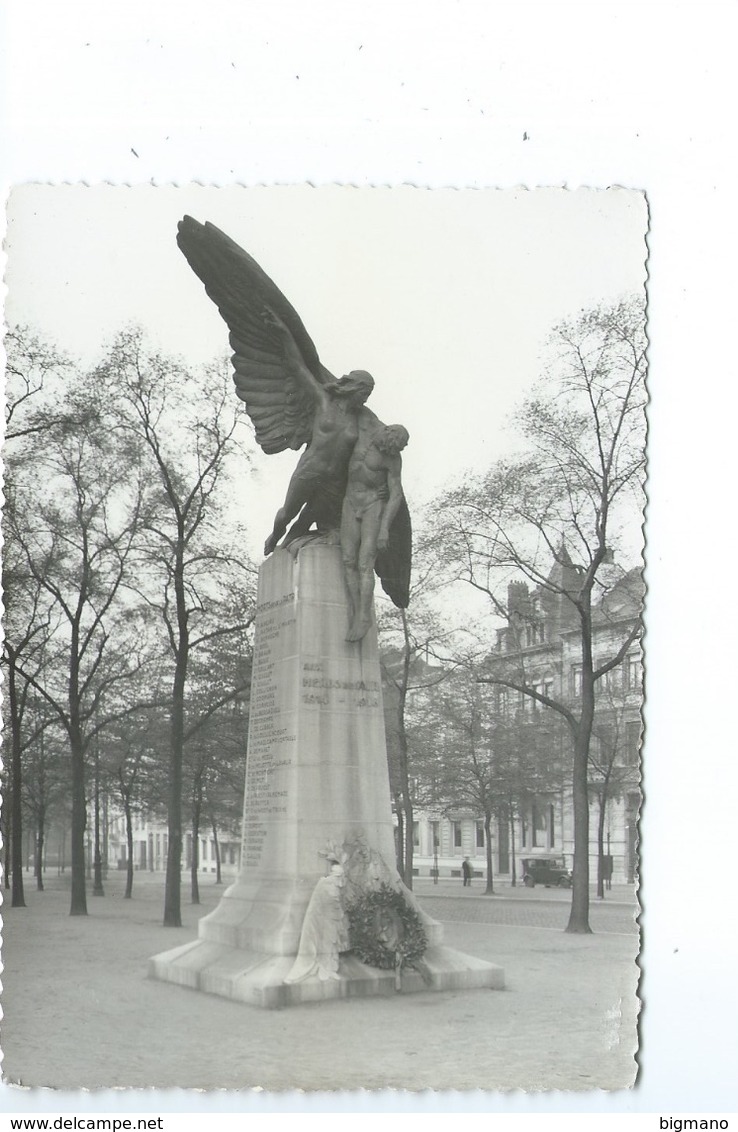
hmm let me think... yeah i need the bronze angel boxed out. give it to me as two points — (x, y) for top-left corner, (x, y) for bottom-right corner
(176, 217), (411, 637)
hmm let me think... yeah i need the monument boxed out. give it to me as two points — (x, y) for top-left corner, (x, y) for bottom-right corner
(150, 219), (504, 1006)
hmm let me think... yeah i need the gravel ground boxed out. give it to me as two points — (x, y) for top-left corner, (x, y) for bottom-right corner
(0, 871), (639, 1094)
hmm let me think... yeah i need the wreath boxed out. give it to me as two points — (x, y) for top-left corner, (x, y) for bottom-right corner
(346, 883), (429, 978)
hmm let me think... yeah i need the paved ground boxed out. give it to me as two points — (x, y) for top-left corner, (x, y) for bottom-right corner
(0, 871), (640, 1094)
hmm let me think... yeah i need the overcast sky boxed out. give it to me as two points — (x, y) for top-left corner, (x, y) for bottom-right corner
(4, 184), (647, 560)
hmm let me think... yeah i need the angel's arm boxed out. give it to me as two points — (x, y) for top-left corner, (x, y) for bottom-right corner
(262, 307), (326, 407)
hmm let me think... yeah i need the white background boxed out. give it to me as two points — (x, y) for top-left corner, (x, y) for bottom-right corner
(1, 0), (736, 1119)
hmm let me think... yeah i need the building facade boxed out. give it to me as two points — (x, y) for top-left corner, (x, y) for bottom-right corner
(402, 549), (643, 885)
(104, 809), (242, 878)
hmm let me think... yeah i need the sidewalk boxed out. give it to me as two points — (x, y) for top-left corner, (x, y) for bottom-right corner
(0, 872), (639, 1093)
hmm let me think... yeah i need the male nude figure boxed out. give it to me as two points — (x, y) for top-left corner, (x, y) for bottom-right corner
(262, 308), (377, 555)
(341, 422), (410, 641)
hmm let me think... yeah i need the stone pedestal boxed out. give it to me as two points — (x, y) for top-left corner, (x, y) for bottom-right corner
(150, 543), (504, 1007)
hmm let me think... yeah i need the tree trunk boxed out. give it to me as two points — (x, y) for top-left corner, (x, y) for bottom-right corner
(7, 658), (27, 907)
(566, 612), (594, 934)
(92, 747), (105, 897)
(484, 810), (494, 894)
(4, 799), (12, 890)
(190, 798), (201, 906)
(398, 609), (414, 889)
(164, 551), (188, 928)
(122, 788), (134, 899)
(211, 813), (222, 884)
(596, 789), (608, 900)
(566, 729), (592, 932)
(68, 620), (88, 916)
(35, 804), (46, 891)
(510, 805), (517, 887)
(102, 789), (109, 879)
(69, 728), (88, 916)
(403, 796), (414, 890)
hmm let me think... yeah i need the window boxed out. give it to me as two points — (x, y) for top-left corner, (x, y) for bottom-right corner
(453, 821), (462, 848)
(531, 801), (547, 848)
(431, 820), (440, 849)
(625, 655), (642, 691)
(571, 664), (582, 697)
(623, 720), (642, 765)
(597, 724), (616, 760)
(476, 822), (485, 848)
(531, 679), (553, 709)
(412, 821), (420, 847)
(525, 621), (545, 646)
(600, 666), (621, 694)
(498, 688), (509, 717)
(549, 804), (555, 848)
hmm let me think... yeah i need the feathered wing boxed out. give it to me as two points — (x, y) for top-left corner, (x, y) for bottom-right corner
(376, 496), (412, 609)
(177, 216), (334, 454)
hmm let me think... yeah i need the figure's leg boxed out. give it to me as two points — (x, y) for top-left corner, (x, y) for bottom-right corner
(348, 502), (382, 641)
(264, 469), (311, 555)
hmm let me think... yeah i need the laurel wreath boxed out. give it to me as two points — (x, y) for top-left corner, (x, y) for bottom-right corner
(346, 883), (428, 973)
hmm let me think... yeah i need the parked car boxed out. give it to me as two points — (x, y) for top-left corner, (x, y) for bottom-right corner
(520, 856), (572, 888)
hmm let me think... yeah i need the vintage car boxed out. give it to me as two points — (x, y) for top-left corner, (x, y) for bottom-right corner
(520, 856), (573, 888)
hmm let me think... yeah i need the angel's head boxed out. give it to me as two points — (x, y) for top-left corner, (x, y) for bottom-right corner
(334, 370), (375, 404)
(376, 424), (410, 456)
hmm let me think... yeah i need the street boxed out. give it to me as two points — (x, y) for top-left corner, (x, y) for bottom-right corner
(413, 878), (639, 936)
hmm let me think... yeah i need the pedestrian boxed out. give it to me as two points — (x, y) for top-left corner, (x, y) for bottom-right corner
(462, 857), (473, 887)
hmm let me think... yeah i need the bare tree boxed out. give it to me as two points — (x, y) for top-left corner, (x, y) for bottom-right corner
(436, 297), (647, 932)
(1, 563), (54, 906)
(100, 329), (255, 927)
(8, 374), (149, 915)
(432, 671), (498, 893)
(378, 538), (459, 887)
(2, 325), (72, 906)
(589, 663), (643, 898)
(4, 324), (73, 443)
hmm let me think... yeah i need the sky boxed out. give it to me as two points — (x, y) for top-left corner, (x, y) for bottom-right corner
(4, 184), (648, 562)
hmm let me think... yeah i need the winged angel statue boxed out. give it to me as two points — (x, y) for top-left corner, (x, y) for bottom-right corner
(177, 217), (411, 639)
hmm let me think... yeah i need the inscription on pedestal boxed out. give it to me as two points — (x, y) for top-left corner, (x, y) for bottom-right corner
(243, 593), (297, 868)
(300, 660), (381, 710)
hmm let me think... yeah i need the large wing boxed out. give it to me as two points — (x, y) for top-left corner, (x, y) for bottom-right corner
(177, 216), (334, 454)
(375, 496), (412, 609)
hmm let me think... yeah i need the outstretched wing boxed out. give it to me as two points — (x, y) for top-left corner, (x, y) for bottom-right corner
(375, 496), (412, 609)
(177, 216), (334, 454)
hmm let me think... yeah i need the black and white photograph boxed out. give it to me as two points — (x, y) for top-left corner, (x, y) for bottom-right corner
(2, 184), (646, 1092)
(1, 1), (737, 1122)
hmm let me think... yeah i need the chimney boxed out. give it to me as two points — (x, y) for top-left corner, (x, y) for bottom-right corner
(507, 581), (530, 618)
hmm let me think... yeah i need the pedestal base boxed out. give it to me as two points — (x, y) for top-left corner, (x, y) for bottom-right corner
(150, 545), (505, 1008)
(149, 938), (504, 1009)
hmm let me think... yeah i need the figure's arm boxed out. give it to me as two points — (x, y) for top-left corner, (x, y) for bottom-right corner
(262, 307), (326, 404)
(377, 458), (404, 550)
